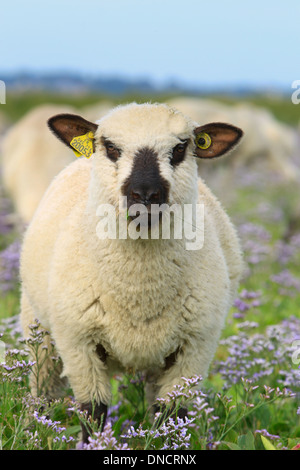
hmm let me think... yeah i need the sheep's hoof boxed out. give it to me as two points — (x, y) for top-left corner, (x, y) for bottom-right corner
(80, 401), (108, 444)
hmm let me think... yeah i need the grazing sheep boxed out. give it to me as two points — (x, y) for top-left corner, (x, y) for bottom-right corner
(168, 97), (300, 182)
(1, 104), (78, 223)
(1, 103), (114, 223)
(20, 102), (244, 443)
(81, 100), (113, 122)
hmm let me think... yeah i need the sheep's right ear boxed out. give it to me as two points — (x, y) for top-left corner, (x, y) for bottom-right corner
(48, 114), (98, 157)
(194, 122), (243, 159)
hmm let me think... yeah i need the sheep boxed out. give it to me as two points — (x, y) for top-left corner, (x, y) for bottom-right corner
(1, 102), (114, 224)
(168, 97), (300, 183)
(81, 100), (113, 122)
(1, 104), (78, 223)
(20, 102), (244, 443)
(0, 110), (10, 164)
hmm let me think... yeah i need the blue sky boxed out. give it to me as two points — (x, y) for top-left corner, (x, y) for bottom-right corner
(0, 0), (299, 91)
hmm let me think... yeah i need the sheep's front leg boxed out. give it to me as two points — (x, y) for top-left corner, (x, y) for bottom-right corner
(151, 331), (222, 418)
(52, 328), (111, 444)
(146, 348), (189, 423)
(79, 343), (109, 444)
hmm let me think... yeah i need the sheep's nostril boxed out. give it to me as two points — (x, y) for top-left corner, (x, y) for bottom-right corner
(130, 188), (162, 205)
(147, 190), (160, 203)
(131, 190), (142, 201)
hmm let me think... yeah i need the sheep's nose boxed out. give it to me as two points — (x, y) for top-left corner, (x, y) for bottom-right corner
(131, 187), (161, 206)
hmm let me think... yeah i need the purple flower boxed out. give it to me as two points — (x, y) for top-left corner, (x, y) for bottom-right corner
(82, 422), (131, 450)
(0, 240), (21, 292)
(271, 269), (300, 291)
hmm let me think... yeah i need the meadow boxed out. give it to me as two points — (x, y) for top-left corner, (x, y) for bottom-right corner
(0, 92), (299, 451)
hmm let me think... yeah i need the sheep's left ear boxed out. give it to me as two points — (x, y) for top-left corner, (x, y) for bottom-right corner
(48, 114), (98, 158)
(194, 122), (243, 159)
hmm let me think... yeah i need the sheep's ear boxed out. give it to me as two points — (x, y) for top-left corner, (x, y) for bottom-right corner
(194, 122), (243, 159)
(48, 114), (98, 158)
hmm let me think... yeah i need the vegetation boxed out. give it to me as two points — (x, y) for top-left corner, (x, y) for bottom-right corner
(0, 93), (299, 450)
(3, 90), (300, 127)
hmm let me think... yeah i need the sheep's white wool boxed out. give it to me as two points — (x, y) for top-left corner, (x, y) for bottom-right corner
(20, 102), (244, 407)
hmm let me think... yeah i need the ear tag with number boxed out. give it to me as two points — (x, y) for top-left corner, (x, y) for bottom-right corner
(70, 131), (94, 158)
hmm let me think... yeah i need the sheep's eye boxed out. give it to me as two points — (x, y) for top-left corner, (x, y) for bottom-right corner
(170, 141), (188, 166)
(104, 140), (120, 162)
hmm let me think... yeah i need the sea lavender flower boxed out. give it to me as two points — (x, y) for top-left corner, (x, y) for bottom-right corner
(213, 316), (300, 392)
(0, 189), (15, 236)
(237, 223), (271, 266)
(158, 375), (203, 404)
(32, 409), (66, 433)
(271, 269), (300, 297)
(0, 314), (23, 344)
(82, 422), (131, 450)
(232, 290), (261, 320)
(0, 354), (35, 383)
(159, 416), (193, 450)
(126, 414), (195, 450)
(256, 202), (284, 223)
(24, 430), (42, 449)
(0, 239), (21, 292)
(255, 429), (280, 441)
(53, 435), (75, 445)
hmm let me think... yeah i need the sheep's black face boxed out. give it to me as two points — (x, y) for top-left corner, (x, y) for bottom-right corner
(121, 146), (170, 227)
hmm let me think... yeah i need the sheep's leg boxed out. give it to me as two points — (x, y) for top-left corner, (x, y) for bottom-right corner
(146, 350), (189, 424)
(153, 332), (222, 416)
(145, 348), (188, 423)
(78, 343), (109, 443)
(51, 327), (112, 442)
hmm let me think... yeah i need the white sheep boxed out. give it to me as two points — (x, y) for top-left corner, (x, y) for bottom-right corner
(20, 102), (244, 443)
(1, 104), (78, 223)
(81, 100), (113, 122)
(168, 97), (300, 182)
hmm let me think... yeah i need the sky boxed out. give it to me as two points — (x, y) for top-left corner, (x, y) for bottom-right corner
(0, 0), (299, 91)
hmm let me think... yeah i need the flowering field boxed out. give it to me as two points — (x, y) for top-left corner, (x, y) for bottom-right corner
(0, 98), (300, 451)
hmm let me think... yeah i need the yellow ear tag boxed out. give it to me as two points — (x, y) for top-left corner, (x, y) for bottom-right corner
(195, 132), (212, 150)
(70, 131), (94, 158)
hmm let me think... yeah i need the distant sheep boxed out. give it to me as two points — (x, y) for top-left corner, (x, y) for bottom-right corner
(168, 97), (300, 182)
(20, 103), (244, 443)
(1, 104), (77, 223)
(0, 102), (113, 223)
(81, 100), (113, 122)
